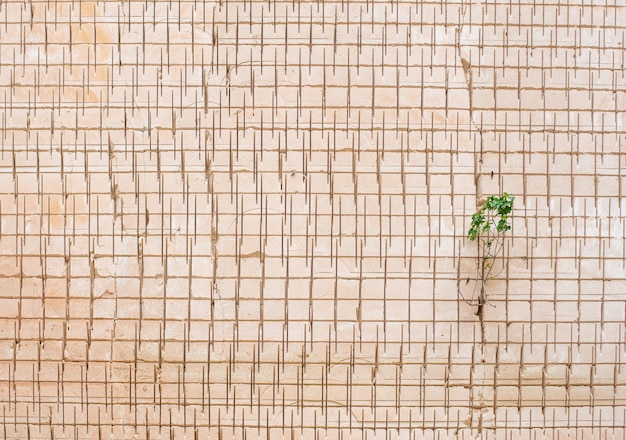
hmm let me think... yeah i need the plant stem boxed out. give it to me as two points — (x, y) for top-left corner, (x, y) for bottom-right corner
(477, 242), (487, 343)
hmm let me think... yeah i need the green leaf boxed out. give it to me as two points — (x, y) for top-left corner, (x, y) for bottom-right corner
(467, 193), (514, 241)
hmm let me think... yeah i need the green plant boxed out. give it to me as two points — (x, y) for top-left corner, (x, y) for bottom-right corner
(462, 193), (514, 319)
(467, 193), (514, 242)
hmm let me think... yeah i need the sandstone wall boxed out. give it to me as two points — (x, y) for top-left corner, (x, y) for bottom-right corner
(0, 0), (625, 438)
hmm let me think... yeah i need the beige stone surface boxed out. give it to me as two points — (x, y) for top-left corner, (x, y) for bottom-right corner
(0, 0), (625, 438)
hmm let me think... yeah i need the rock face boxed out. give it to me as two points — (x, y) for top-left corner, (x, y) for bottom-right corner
(0, 1), (624, 438)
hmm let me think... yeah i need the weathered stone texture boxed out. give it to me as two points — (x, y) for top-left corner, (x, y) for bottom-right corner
(0, 0), (625, 438)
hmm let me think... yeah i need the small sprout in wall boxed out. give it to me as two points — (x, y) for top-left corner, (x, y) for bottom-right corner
(463, 193), (514, 319)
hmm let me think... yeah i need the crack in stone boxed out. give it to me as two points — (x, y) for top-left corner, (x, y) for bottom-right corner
(455, 5), (483, 150)
(455, 2), (488, 207)
(460, 57), (473, 117)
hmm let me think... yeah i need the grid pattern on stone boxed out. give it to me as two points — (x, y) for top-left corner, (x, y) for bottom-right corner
(0, 0), (625, 438)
